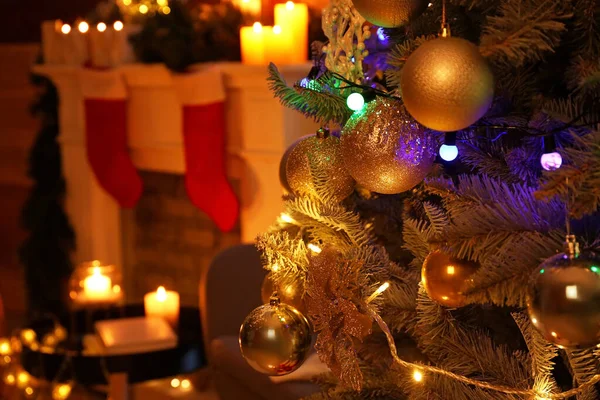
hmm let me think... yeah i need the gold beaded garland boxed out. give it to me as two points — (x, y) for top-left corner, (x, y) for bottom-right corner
(340, 97), (437, 194)
(401, 37), (495, 132)
(351, 0), (429, 28)
(239, 299), (312, 376)
(286, 131), (355, 202)
(422, 250), (480, 307)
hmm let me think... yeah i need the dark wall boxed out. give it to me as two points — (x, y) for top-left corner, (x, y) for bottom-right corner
(1, 0), (102, 43)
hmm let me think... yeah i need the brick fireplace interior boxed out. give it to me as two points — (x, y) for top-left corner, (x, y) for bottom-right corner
(121, 171), (242, 306)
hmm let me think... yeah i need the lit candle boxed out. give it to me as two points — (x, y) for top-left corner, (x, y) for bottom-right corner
(144, 286), (180, 328)
(41, 20), (65, 64)
(237, 0), (262, 18)
(274, 1), (309, 63)
(83, 267), (113, 301)
(240, 22), (266, 65)
(264, 25), (292, 65)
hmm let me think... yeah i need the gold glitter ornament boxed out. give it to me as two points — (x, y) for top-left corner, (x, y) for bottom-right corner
(351, 0), (429, 28)
(261, 273), (306, 314)
(340, 97), (437, 194)
(400, 37), (495, 132)
(286, 130), (355, 201)
(527, 236), (600, 349)
(279, 136), (310, 193)
(239, 298), (312, 376)
(422, 250), (480, 307)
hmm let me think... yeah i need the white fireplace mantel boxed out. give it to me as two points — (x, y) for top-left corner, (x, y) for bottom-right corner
(33, 62), (319, 267)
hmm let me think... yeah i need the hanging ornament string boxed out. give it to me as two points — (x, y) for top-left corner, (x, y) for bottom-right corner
(441, 0), (449, 37)
(367, 306), (600, 398)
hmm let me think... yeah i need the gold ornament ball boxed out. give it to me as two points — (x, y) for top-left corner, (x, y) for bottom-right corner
(527, 251), (600, 349)
(422, 251), (479, 307)
(286, 132), (355, 202)
(279, 136), (310, 193)
(351, 0), (429, 28)
(239, 301), (312, 376)
(340, 97), (437, 194)
(401, 37), (495, 132)
(261, 273), (306, 314)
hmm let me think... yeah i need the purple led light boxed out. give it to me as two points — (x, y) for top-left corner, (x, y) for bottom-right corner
(540, 152), (563, 171)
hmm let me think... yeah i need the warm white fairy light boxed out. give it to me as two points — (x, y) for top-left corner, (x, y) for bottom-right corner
(78, 21), (89, 33)
(366, 282), (390, 304)
(53, 383), (73, 400)
(61, 24), (71, 34)
(170, 378), (181, 388)
(20, 329), (36, 346)
(0, 338), (12, 355)
(113, 21), (124, 31)
(413, 370), (423, 382)
(24, 386), (35, 398)
(181, 379), (192, 390)
(280, 213), (295, 224)
(307, 243), (322, 254)
(97, 22), (107, 32)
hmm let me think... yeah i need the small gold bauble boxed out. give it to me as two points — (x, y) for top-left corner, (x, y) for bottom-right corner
(401, 37), (495, 132)
(239, 301), (312, 376)
(340, 97), (437, 194)
(351, 0), (429, 28)
(527, 251), (600, 349)
(422, 251), (479, 307)
(286, 133), (355, 201)
(261, 273), (306, 314)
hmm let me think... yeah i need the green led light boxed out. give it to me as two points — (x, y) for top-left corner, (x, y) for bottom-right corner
(539, 269), (545, 274)
(591, 266), (600, 273)
(347, 93), (365, 112)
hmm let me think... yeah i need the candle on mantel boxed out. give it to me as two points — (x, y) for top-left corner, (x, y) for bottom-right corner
(60, 22), (89, 65)
(241, 22), (266, 65)
(237, 0), (262, 18)
(264, 25), (292, 65)
(274, 1), (309, 63)
(144, 286), (180, 328)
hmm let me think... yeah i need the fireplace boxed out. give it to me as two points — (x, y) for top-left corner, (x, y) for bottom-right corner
(34, 63), (318, 304)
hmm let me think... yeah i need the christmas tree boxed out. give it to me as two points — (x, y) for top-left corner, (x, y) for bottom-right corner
(240, 0), (600, 398)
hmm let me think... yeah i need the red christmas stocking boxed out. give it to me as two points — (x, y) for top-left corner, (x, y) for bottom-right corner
(81, 69), (142, 208)
(174, 70), (239, 232)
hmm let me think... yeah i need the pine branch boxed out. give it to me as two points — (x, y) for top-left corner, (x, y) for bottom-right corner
(479, 0), (572, 66)
(512, 312), (559, 395)
(267, 63), (352, 126)
(566, 348), (600, 400)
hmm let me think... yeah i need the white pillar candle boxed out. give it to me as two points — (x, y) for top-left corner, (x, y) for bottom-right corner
(144, 287), (180, 329)
(41, 20), (65, 64)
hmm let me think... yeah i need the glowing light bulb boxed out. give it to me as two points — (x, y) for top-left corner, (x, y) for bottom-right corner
(78, 21), (89, 33)
(113, 21), (124, 31)
(61, 24), (71, 34)
(4, 373), (15, 385)
(162, 6), (171, 14)
(25, 386), (34, 397)
(366, 282), (391, 304)
(181, 379), (191, 390)
(253, 22), (263, 33)
(97, 22), (107, 32)
(20, 329), (37, 345)
(53, 383), (73, 400)
(446, 266), (455, 275)
(376, 27), (387, 42)
(307, 243), (322, 254)
(413, 370), (423, 382)
(439, 144), (459, 161)
(17, 371), (30, 388)
(280, 213), (295, 224)
(139, 4), (149, 14)
(540, 152), (562, 171)
(157, 0), (167, 5)
(271, 263), (280, 272)
(171, 378), (181, 388)
(347, 93), (365, 111)
(0, 339), (12, 355)
(123, 0), (132, 5)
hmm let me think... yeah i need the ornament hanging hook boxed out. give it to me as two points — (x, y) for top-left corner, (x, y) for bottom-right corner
(563, 177), (579, 258)
(441, 0), (451, 37)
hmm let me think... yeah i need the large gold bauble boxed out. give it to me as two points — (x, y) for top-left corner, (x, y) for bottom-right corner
(340, 97), (436, 194)
(279, 136), (310, 193)
(422, 251), (479, 307)
(239, 301), (312, 376)
(261, 273), (306, 314)
(400, 37), (495, 132)
(527, 251), (600, 349)
(286, 133), (355, 202)
(351, 0), (429, 28)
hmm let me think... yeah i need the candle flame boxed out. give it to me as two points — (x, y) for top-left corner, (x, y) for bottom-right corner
(157, 286), (168, 302)
(92, 267), (102, 276)
(78, 21), (89, 33)
(286, 1), (295, 10)
(61, 24), (71, 35)
(253, 22), (263, 33)
(97, 22), (107, 32)
(273, 25), (282, 35)
(113, 21), (124, 31)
